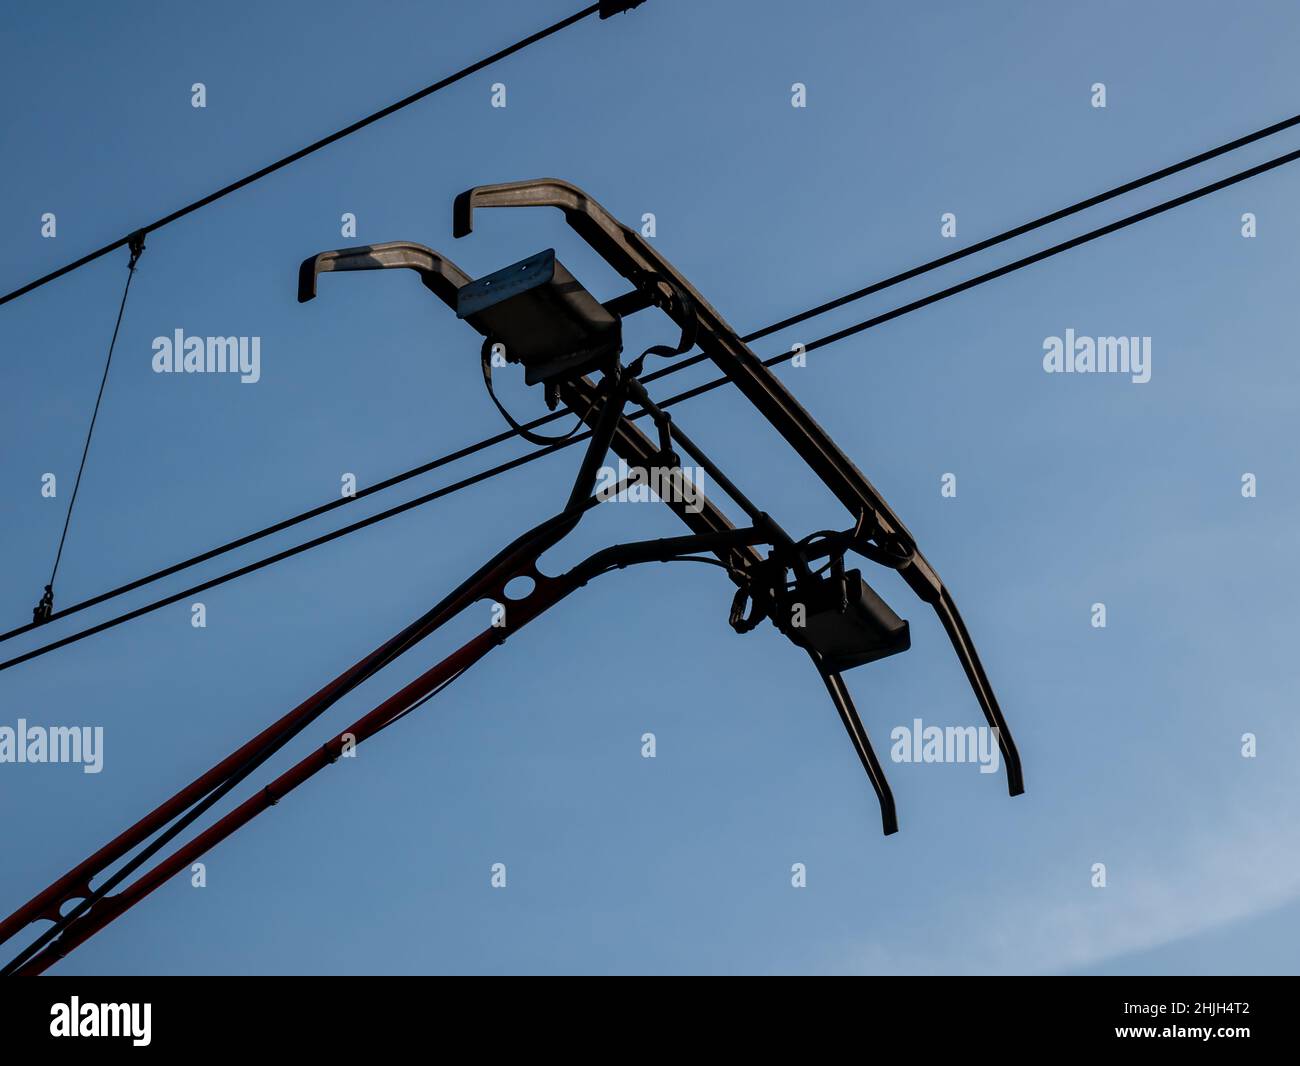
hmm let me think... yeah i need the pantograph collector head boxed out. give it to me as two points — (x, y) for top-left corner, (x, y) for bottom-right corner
(298, 178), (1025, 834)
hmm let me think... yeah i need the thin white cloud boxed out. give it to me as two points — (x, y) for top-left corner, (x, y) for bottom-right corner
(847, 781), (1300, 975)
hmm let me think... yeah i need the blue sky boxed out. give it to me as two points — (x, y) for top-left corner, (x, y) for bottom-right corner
(1, 0), (1298, 975)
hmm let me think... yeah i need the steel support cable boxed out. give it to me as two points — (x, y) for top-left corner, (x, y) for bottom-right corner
(35, 235), (146, 624)
(4, 142), (1298, 672)
(0, 4), (608, 308)
(5, 112), (1298, 644)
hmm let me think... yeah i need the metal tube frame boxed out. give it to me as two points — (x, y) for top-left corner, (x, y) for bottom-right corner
(8, 522), (764, 975)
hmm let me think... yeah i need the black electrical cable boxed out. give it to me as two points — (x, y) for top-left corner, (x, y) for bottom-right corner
(0, 4), (604, 308)
(654, 555), (734, 571)
(630, 113), (1300, 389)
(744, 141), (1300, 373)
(5, 139), (1299, 667)
(741, 109), (1300, 346)
(479, 337), (602, 445)
(603, 140), (1300, 424)
(376, 667), (469, 732)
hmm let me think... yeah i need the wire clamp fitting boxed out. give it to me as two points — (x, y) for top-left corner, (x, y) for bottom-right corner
(599, 0), (647, 17)
(126, 230), (146, 270)
(31, 584), (54, 625)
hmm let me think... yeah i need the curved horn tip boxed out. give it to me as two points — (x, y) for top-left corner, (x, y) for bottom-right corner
(452, 189), (476, 239)
(296, 257), (320, 303)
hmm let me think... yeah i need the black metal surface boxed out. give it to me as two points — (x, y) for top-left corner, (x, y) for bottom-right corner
(786, 569), (911, 673)
(815, 662), (899, 836)
(456, 248), (621, 385)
